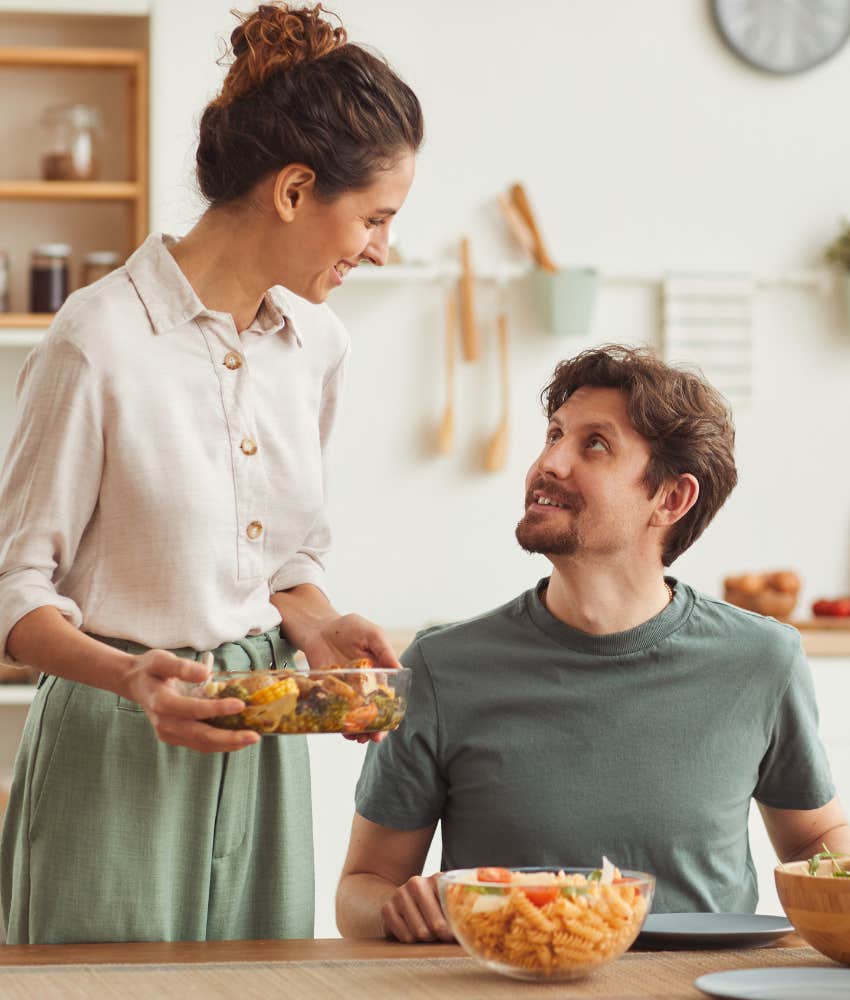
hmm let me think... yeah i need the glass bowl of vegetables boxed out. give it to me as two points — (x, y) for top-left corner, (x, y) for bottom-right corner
(775, 850), (850, 964)
(186, 662), (410, 735)
(437, 862), (654, 981)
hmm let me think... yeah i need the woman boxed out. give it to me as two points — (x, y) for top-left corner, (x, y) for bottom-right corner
(0, 2), (422, 944)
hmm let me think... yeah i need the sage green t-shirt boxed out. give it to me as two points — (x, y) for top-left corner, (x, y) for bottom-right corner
(355, 578), (835, 913)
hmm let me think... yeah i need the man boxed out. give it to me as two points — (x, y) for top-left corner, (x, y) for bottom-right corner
(336, 345), (849, 942)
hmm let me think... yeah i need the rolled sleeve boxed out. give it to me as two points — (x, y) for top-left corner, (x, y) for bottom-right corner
(0, 336), (103, 659)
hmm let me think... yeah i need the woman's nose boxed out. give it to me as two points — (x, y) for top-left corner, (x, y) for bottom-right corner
(362, 227), (390, 267)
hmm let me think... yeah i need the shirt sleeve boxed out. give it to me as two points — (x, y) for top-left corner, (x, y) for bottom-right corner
(355, 637), (448, 830)
(754, 636), (836, 810)
(0, 335), (104, 660)
(269, 342), (349, 595)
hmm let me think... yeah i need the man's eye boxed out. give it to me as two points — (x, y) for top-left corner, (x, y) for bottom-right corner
(545, 429), (560, 444)
(587, 436), (607, 451)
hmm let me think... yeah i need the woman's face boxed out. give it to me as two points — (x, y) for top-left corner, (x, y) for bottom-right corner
(285, 152), (416, 303)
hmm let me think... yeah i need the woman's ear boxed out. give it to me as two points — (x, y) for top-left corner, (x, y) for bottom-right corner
(272, 164), (316, 222)
(650, 473), (699, 528)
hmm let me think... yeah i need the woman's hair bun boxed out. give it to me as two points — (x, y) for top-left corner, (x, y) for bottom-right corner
(217, 3), (346, 106)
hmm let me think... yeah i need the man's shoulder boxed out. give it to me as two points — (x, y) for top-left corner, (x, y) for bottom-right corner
(682, 582), (803, 661)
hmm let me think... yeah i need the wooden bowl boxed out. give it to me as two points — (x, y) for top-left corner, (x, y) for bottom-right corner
(775, 859), (850, 964)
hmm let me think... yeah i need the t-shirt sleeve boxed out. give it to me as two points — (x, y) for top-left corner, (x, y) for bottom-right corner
(355, 638), (447, 830)
(754, 636), (835, 810)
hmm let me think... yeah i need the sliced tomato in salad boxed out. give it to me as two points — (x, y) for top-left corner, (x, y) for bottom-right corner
(613, 876), (639, 884)
(476, 867), (512, 883)
(522, 886), (560, 907)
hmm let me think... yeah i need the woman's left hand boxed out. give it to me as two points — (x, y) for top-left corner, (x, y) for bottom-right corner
(300, 612), (402, 744)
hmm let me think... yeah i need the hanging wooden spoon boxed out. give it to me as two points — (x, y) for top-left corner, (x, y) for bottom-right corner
(485, 311), (510, 473)
(509, 182), (558, 273)
(458, 237), (479, 361)
(436, 290), (457, 455)
(497, 192), (537, 264)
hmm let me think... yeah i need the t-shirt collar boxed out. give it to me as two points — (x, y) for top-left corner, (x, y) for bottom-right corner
(525, 575), (693, 656)
(125, 233), (302, 346)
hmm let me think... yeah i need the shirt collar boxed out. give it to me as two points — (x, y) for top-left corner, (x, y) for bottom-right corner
(125, 233), (302, 346)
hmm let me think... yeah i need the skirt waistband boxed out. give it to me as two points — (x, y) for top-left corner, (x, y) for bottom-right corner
(86, 628), (295, 673)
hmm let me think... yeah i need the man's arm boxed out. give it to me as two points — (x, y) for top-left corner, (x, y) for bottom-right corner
(336, 813), (453, 942)
(759, 796), (850, 862)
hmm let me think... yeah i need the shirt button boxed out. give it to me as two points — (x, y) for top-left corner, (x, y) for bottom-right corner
(241, 438), (258, 456)
(223, 351), (243, 370)
(246, 520), (263, 540)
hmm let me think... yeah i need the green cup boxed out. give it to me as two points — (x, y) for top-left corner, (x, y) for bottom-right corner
(532, 267), (598, 336)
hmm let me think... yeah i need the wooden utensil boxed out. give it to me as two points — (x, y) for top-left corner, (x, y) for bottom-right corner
(458, 237), (479, 361)
(509, 182), (558, 273)
(436, 291), (457, 454)
(496, 192), (537, 262)
(484, 311), (510, 473)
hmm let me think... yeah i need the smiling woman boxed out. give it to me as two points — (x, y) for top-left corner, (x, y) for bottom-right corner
(0, 1), (423, 947)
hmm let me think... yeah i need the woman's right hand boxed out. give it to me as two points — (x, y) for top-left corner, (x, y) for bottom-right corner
(122, 649), (260, 753)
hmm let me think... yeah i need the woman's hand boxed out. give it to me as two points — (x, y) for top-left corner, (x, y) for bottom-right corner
(301, 612), (402, 745)
(122, 649), (259, 753)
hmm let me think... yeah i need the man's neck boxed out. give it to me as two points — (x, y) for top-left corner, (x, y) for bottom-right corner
(544, 561), (672, 635)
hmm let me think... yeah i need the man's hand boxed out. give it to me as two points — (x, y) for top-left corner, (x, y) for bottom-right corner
(380, 873), (455, 943)
(123, 649), (260, 753)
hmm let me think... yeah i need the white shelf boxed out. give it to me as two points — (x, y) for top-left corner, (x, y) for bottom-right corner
(0, 685), (36, 705)
(0, 331), (45, 348)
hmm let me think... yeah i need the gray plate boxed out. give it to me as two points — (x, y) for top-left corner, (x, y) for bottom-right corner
(637, 913), (794, 948)
(695, 967), (850, 999)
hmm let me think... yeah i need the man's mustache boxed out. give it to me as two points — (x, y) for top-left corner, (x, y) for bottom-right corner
(524, 480), (585, 512)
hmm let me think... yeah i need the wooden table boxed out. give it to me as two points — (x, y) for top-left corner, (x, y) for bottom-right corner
(0, 933), (840, 999)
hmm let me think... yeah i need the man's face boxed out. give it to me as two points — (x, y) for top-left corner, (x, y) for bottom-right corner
(515, 386), (659, 560)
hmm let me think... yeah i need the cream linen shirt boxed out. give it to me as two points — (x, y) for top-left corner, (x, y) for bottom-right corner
(0, 233), (349, 655)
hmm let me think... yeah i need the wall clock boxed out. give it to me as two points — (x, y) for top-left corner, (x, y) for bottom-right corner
(712, 0), (850, 75)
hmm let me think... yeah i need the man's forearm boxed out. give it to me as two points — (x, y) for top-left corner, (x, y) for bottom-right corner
(271, 584), (338, 651)
(336, 872), (397, 938)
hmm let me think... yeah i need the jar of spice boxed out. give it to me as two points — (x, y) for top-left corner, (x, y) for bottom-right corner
(30, 244), (70, 314)
(81, 251), (121, 288)
(0, 251), (9, 313)
(41, 104), (101, 182)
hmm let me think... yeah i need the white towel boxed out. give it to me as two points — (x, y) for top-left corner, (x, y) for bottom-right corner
(662, 272), (754, 409)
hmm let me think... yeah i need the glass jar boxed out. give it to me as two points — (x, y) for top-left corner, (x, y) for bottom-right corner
(81, 251), (121, 288)
(0, 251), (9, 313)
(41, 104), (101, 182)
(30, 244), (70, 313)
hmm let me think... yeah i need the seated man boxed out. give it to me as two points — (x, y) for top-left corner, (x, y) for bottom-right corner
(336, 344), (850, 942)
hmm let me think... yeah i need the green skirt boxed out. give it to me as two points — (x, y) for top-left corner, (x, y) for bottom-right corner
(0, 629), (314, 944)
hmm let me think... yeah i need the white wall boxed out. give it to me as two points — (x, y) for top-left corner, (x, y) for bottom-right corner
(1, 0), (849, 939)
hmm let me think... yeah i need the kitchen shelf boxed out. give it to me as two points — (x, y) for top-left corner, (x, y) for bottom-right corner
(0, 685), (36, 705)
(0, 181), (141, 201)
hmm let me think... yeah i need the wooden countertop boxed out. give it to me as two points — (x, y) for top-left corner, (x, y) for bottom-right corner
(0, 934), (835, 1000)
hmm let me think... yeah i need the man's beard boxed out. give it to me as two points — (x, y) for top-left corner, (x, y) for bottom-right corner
(515, 482), (585, 556)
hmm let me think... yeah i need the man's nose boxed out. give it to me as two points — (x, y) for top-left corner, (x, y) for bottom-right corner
(538, 440), (573, 478)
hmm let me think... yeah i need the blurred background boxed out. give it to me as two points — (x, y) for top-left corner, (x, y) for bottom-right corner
(1, 0), (849, 938)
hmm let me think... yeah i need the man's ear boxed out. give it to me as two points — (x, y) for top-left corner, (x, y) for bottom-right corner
(272, 164), (316, 222)
(650, 473), (699, 528)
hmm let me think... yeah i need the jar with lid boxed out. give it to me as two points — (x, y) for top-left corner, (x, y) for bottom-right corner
(30, 244), (70, 314)
(41, 104), (101, 182)
(81, 251), (121, 288)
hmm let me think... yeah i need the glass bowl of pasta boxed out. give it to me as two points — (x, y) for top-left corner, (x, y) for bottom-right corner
(438, 861), (655, 981)
(185, 663), (410, 735)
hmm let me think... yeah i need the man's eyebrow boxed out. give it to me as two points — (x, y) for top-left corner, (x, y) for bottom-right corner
(549, 416), (621, 438)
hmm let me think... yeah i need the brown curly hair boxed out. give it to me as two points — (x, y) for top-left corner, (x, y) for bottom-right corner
(197, 3), (423, 205)
(541, 344), (738, 566)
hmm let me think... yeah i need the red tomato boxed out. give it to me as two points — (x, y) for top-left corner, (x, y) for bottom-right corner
(523, 886), (560, 907)
(813, 599), (838, 617)
(834, 598), (850, 617)
(613, 876), (639, 884)
(476, 867), (512, 883)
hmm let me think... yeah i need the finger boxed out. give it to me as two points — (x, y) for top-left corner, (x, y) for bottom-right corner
(397, 885), (437, 941)
(363, 632), (402, 671)
(153, 687), (248, 721)
(410, 877), (453, 941)
(156, 717), (260, 753)
(380, 900), (415, 944)
(145, 652), (210, 685)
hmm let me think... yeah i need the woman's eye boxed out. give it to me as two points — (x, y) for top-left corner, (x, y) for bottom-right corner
(367, 217), (386, 228)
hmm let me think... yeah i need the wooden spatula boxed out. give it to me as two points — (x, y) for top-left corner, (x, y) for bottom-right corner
(485, 311), (510, 473)
(497, 192), (537, 263)
(458, 237), (479, 361)
(509, 182), (558, 273)
(436, 291), (457, 455)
